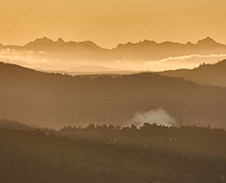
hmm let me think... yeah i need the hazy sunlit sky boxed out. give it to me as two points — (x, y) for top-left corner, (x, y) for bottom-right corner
(1, 0), (226, 48)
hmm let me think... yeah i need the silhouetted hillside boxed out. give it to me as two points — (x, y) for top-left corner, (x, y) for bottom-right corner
(1, 62), (226, 128)
(0, 119), (55, 133)
(160, 59), (226, 87)
(59, 123), (226, 160)
(0, 119), (31, 130)
(0, 124), (226, 183)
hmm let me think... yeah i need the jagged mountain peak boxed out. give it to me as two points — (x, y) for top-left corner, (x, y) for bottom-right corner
(186, 41), (193, 45)
(116, 39), (157, 49)
(33, 37), (53, 43)
(57, 37), (65, 43)
(24, 37), (54, 47)
(197, 36), (218, 45)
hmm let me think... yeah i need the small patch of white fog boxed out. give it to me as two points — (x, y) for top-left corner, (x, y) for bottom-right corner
(130, 108), (176, 127)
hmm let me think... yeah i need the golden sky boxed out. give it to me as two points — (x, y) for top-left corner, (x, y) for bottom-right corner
(1, 0), (226, 48)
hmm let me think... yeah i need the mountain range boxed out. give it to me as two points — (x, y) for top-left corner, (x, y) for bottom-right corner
(1, 62), (226, 129)
(1, 37), (226, 63)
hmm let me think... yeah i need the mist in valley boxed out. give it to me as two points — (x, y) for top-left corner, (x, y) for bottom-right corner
(1, 0), (226, 182)
(1, 41), (226, 182)
(1, 37), (226, 74)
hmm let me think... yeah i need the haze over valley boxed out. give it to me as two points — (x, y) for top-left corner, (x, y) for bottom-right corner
(1, 37), (226, 73)
(1, 0), (226, 182)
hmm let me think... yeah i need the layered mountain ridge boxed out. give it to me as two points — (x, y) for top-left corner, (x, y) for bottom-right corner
(1, 37), (226, 62)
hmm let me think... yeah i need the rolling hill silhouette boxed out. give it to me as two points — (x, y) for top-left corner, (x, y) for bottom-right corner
(1, 62), (226, 129)
(160, 59), (226, 87)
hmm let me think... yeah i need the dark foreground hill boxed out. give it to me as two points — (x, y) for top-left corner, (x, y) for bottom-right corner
(0, 119), (31, 130)
(1, 62), (226, 128)
(160, 59), (226, 87)
(0, 124), (226, 183)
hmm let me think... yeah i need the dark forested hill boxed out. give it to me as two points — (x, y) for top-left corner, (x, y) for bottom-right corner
(0, 124), (226, 183)
(160, 59), (226, 87)
(0, 119), (31, 130)
(1, 62), (226, 128)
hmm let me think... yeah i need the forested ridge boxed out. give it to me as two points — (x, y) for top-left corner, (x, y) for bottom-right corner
(160, 59), (226, 87)
(0, 119), (225, 183)
(1, 62), (226, 128)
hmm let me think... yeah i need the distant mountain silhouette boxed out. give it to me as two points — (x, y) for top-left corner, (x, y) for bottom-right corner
(1, 62), (226, 129)
(1, 37), (226, 62)
(113, 37), (226, 61)
(24, 37), (102, 51)
(196, 36), (220, 46)
(160, 59), (226, 87)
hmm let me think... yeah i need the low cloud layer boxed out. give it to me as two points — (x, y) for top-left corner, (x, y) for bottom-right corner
(0, 49), (53, 69)
(0, 48), (226, 72)
(142, 54), (226, 71)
